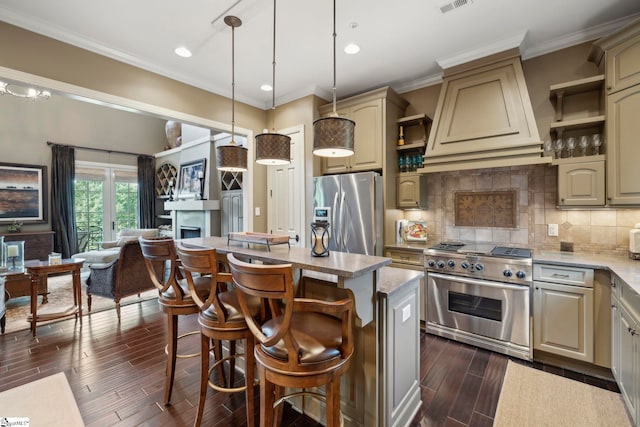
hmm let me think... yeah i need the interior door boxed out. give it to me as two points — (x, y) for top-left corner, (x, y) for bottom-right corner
(267, 125), (304, 247)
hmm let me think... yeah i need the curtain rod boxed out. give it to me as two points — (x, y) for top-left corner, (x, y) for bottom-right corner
(47, 141), (153, 158)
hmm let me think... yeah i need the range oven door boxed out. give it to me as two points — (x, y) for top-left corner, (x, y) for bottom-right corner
(426, 272), (530, 347)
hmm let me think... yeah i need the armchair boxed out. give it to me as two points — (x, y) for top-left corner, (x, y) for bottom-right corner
(85, 240), (159, 320)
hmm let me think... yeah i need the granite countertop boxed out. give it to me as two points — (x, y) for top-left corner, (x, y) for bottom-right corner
(180, 236), (392, 277)
(378, 266), (423, 295)
(533, 250), (640, 295)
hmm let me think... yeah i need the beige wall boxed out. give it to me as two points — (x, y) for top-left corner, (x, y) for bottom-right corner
(0, 22), (269, 233)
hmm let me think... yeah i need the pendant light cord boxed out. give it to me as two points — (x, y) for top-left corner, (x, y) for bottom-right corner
(332, 0), (337, 115)
(231, 22), (236, 144)
(271, 0), (277, 131)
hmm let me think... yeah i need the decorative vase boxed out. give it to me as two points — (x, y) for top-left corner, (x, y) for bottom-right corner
(165, 121), (182, 148)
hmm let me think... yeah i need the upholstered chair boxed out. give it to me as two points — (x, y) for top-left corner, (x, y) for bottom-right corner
(85, 240), (157, 320)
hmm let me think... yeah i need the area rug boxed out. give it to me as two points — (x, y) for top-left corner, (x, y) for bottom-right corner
(494, 360), (631, 427)
(0, 372), (84, 426)
(3, 273), (158, 335)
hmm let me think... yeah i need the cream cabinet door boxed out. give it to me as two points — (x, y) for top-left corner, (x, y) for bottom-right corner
(397, 173), (423, 208)
(557, 160), (605, 206)
(607, 84), (640, 205)
(617, 305), (639, 425)
(606, 33), (640, 94)
(533, 282), (594, 362)
(349, 98), (383, 172)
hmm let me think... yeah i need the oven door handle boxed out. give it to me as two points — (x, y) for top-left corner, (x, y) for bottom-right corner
(427, 272), (530, 291)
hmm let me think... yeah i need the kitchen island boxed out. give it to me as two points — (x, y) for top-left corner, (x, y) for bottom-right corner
(179, 236), (422, 427)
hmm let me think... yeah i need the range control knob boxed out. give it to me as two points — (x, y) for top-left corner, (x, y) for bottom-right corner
(461, 262), (470, 269)
(447, 260), (456, 268)
(503, 269), (513, 277)
(516, 271), (527, 279)
(474, 263), (484, 272)
(437, 261), (445, 269)
(427, 260), (436, 268)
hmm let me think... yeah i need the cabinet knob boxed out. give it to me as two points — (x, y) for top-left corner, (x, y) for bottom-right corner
(629, 327), (638, 336)
(607, 86), (612, 91)
(560, 198), (565, 202)
(535, 286), (539, 290)
(612, 303), (616, 308)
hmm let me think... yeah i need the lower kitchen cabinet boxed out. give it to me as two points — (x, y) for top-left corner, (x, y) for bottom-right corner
(385, 246), (426, 327)
(611, 274), (640, 426)
(378, 268), (422, 427)
(533, 264), (595, 362)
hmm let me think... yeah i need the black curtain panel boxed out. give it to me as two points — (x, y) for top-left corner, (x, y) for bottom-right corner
(51, 144), (78, 258)
(138, 155), (156, 229)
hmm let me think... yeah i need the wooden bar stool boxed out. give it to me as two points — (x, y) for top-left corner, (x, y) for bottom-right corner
(138, 237), (207, 406)
(176, 243), (258, 427)
(227, 253), (354, 427)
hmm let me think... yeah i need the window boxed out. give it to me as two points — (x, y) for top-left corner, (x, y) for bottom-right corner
(75, 162), (138, 251)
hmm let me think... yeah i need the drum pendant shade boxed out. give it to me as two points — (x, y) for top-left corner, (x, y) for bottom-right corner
(313, 0), (355, 158)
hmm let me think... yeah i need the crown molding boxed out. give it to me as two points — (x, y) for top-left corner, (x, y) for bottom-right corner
(436, 31), (528, 70)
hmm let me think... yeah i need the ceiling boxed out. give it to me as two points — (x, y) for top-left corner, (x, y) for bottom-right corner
(1, 0), (640, 109)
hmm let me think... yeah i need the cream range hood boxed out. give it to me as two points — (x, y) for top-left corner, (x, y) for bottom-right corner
(418, 48), (550, 173)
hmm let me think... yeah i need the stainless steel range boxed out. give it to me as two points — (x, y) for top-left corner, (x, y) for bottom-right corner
(425, 242), (533, 360)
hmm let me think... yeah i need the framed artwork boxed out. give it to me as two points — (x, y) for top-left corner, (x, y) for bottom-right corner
(0, 163), (48, 224)
(177, 158), (206, 199)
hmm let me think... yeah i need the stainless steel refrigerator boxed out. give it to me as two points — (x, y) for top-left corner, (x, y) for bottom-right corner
(312, 171), (383, 256)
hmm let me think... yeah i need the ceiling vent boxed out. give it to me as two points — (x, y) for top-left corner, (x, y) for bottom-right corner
(440, 0), (474, 14)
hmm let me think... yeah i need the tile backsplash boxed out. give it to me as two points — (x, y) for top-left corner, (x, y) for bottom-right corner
(401, 164), (640, 256)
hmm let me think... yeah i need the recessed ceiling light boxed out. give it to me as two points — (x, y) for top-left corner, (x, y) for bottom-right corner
(260, 84), (273, 92)
(174, 46), (192, 58)
(344, 43), (360, 55)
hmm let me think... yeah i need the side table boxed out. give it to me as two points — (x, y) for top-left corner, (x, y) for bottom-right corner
(25, 258), (85, 337)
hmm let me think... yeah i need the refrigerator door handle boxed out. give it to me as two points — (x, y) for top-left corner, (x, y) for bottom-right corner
(332, 192), (340, 248)
(339, 191), (346, 251)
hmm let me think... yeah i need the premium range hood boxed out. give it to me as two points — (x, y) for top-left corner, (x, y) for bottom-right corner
(418, 48), (550, 173)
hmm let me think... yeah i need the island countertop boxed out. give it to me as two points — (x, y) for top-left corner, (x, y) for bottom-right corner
(179, 236), (392, 277)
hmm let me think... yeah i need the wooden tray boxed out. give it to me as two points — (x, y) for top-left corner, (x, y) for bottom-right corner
(227, 232), (290, 250)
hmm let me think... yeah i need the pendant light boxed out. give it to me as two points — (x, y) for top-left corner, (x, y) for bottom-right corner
(313, 0), (355, 158)
(216, 16), (248, 172)
(255, 0), (291, 165)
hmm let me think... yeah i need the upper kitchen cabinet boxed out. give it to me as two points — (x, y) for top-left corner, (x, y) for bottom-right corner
(419, 49), (548, 173)
(591, 18), (640, 205)
(318, 87), (408, 175)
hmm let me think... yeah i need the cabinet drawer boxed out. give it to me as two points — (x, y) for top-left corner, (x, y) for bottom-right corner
(533, 264), (594, 287)
(384, 249), (423, 267)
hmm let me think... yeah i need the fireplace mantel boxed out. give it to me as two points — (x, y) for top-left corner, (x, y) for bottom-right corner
(164, 200), (220, 211)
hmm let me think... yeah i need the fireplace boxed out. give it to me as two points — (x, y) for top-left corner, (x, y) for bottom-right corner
(164, 200), (221, 239)
(180, 226), (201, 239)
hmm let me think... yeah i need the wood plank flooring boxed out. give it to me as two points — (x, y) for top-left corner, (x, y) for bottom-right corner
(0, 299), (619, 426)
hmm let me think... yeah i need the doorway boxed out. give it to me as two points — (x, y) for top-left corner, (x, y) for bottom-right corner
(74, 161), (138, 250)
(267, 125), (305, 247)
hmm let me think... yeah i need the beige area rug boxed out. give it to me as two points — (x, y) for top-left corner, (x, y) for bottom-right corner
(494, 361), (631, 427)
(0, 372), (84, 426)
(3, 273), (158, 335)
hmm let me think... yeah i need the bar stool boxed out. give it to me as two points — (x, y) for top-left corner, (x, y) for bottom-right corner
(227, 253), (354, 427)
(139, 237), (208, 406)
(175, 243), (258, 427)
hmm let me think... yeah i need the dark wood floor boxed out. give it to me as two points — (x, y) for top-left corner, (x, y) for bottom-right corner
(0, 299), (619, 426)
